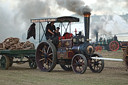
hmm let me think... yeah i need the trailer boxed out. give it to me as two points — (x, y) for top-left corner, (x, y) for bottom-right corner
(0, 49), (37, 69)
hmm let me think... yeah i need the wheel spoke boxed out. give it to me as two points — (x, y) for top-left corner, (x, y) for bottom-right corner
(94, 65), (96, 70)
(43, 48), (46, 54)
(47, 46), (50, 53)
(72, 63), (77, 66)
(40, 50), (44, 53)
(96, 65), (99, 70)
(41, 54), (44, 56)
(47, 58), (53, 63)
(39, 58), (45, 62)
(78, 66), (82, 71)
(48, 53), (53, 56)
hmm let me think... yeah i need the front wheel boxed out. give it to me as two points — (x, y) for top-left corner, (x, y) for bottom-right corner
(29, 58), (37, 69)
(89, 54), (104, 73)
(71, 54), (87, 74)
(0, 55), (10, 70)
(9, 57), (13, 67)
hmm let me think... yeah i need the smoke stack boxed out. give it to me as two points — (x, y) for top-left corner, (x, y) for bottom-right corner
(113, 35), (118, 41)
(83, 12), (91, 43)
(96, 32), (98, 44)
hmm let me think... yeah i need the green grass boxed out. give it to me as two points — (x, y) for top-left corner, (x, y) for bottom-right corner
(0, 51), (128, 85)
(0, 65), (128, 85)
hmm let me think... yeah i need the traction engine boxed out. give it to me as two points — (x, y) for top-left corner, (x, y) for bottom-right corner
(35, 12), (104, 74)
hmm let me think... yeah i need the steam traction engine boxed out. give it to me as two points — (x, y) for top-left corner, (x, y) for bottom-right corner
(95, 32), (120, 52)
(34, 12), (104, 74)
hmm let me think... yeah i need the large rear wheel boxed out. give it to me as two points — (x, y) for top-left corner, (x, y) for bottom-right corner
(36, 40), (57, 72)
(109, 41), (119, 51)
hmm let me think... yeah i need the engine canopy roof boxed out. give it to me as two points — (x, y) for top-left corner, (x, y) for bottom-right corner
(31, 16), (79, 23)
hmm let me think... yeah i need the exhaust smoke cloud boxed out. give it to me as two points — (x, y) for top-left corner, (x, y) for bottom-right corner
(56, 0), (92, 15)
(0, 0), (128, 43)
(0, 0), (60, 42)
(91, 14), (128, 41)
(91, 0), (128, 15)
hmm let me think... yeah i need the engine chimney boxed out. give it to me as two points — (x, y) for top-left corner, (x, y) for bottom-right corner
(83, 12), (91, 43)
(96, 31), (98, 44)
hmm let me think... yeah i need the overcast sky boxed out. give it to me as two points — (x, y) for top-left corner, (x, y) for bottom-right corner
(0, 0), (128, 42)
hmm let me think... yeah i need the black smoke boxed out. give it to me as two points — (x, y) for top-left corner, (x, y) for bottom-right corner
(56, 0), (92, 15)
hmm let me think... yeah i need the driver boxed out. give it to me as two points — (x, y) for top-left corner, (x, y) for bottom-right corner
(55, 27), (61, 37)
(45, 21), (56, 40)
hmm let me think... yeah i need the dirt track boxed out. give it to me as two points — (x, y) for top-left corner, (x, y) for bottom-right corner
(0, 50), (128, 85)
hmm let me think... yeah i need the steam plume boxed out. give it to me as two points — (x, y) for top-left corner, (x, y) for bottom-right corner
(56, 0), (92, 15)
(92, 0), (128, 15)
(0, 0), (60, 42)
(0, 0), (128, 43)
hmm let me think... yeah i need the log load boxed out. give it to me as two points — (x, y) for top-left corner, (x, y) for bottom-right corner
(0, 37), (35, 50)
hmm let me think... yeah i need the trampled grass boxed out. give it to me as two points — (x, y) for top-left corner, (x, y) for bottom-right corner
(0, 50), (128, 85)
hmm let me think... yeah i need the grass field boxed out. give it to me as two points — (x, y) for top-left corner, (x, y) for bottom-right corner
(0, 50), (128, 85)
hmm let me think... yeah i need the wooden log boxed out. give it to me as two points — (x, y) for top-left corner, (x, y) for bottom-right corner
(23, 41), (35, 50)
(0, 43), (5, 50)
(1, 37), (35, 50)
(8, 44), (17, 50)
(16, 42), (24, 49)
